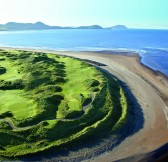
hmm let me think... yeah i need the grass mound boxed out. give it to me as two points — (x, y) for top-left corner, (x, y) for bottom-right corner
(0, 50), (129, 159)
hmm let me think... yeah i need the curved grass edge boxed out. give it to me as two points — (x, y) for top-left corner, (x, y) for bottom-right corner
(0, 50), (129, 159)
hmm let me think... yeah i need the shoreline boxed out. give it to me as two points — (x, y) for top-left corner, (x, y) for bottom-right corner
(55, 51), (168, 161)
(0, 47), (168, 161)
(0, 46), (168, 79)
(138, 54), (168, 80)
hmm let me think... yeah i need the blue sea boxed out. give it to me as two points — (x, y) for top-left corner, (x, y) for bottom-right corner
(0, 29), (168, 76)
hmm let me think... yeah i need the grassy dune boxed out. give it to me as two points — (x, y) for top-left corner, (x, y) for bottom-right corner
(0, 49), (128, 159)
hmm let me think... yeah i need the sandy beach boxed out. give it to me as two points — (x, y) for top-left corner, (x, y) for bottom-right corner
(53, 51), (168, 161)
(1, 48), (168, 161)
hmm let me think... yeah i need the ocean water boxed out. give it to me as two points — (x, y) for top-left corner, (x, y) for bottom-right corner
(0, 29), (168, 76)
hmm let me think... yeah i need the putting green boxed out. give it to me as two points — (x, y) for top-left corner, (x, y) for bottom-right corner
(0, 60), (23, 81)
(0, 90), (37, 119)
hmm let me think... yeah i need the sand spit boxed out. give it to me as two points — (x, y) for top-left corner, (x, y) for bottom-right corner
(54, 51), (168, 162)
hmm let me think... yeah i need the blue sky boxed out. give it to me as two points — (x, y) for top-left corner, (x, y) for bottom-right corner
(0, 0), (168, 29)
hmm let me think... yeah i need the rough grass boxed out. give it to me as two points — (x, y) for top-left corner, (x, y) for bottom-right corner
(56, 57), (103, 118)
(0, 50), (129, 159)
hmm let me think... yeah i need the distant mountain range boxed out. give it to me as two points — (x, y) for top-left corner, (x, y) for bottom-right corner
(0, 22), (128, 31)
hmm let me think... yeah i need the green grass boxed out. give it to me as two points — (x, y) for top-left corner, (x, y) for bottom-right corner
(0, 90), (37, 119)
(0, 49), (129, 159)
(0, 59), (23, 81)
(56, 57), (103, 118)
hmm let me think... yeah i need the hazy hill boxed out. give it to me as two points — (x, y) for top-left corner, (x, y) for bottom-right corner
(0, 22), (54, 30)
(107, 25), (128, 30)
(0, 22), (128, 31)
(77, 25), (103, 29)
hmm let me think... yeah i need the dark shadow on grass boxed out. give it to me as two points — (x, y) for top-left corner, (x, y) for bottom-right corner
(119, 79), (145, 134)
(0, 66), (6, 75)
